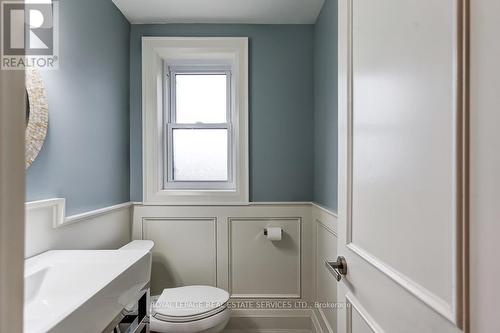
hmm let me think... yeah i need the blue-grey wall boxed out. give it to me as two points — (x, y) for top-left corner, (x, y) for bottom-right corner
(130, 24), (315, 202)
(26, 0), (131, 215)
(313, 0), (338, 211)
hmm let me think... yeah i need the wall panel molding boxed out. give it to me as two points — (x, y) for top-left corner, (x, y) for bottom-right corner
(227, 309), (324, 333)
(142, 217), (218, 292)
(132, 203), (314, 301)
(228, 217), (302, 298)
(312, 204), (338, 333)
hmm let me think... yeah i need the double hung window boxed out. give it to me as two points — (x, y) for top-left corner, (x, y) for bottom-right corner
(142, 37), (248, 204)
(165, 65), (234, 190)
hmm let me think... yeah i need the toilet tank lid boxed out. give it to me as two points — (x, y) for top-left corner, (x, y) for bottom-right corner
(119, 240), (154, 251)
(153, 286), (229, 318)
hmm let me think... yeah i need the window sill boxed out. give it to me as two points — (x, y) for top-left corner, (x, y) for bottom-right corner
(144, 188), (249, 206)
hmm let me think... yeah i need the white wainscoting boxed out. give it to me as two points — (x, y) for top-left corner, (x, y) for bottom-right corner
(25, 199), (132, 258)
(23, 199), (338, 332)
(133, 203), (313, 301)
(133, 202), (338, 332)
(312, 203), (339, 333)
(229, 217), (302, 298)
(225, 308), (324, 333)
(143, 217), (218, 295)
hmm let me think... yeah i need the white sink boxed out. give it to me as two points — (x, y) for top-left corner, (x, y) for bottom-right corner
(24, 244), (152, 333)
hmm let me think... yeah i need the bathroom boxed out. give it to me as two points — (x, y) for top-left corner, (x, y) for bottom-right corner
(0, 0), (499, 332)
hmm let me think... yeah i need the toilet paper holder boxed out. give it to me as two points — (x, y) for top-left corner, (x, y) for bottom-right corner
(263, 227), (283, 241)
(264, 228), (280, 236)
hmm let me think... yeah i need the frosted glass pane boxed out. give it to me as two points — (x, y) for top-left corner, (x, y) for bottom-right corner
(173, 129), (228, 181)
(176, 74), (227, 123)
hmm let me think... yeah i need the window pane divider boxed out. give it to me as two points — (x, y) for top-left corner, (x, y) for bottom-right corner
(168, 123), (229, 130)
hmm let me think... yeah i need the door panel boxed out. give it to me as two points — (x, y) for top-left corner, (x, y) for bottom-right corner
(351, 0), (454, 305)
(351, 310), (375, 333)
(346, 294), (382, 333)
(337, 0), (468, 332)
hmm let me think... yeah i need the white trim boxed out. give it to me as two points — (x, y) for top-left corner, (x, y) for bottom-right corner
(66, 202), (132, 224)
(253, 202), (313, 207)
(133, 201), (334, 209)
(26, 198), (65, 228)
(142, 37), (249, 205)
(316, 219), (338, 239)
(231, 293), (302, 299)
(230, 308), (313, 318)
(345, 293), (384, 333)
(132, 203), (313, 301)
(25, 199), (132, 228)
(164, 64), (235, 190)
(311, 202), (338, 218)
(228, 309), (322, 333)
(228, 217), (302, 299)
(316, 308), (335, 333)
(142, 216), (218, 286)
(311, 309), (327, 333)
(346, 243), (455, 323)
(312, 206), (338, 333)
(23, 200), (333, 227)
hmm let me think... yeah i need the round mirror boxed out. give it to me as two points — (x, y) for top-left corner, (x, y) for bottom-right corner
(25, 69), (48, 169)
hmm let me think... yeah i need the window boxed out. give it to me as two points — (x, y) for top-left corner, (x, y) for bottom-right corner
(142, 37), (248, 205)
(165, 66), (234, 189)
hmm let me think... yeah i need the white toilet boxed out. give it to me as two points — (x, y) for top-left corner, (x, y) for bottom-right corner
(150, 285), (230, 333)
(121, 241), (230, 333)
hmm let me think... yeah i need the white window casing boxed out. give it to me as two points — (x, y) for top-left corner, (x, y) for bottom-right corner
(142, 37), (249, 205)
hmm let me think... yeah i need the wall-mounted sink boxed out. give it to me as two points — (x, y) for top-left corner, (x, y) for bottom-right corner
(24, 242), (152, 333)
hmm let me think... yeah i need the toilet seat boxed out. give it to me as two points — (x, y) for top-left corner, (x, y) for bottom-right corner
(150, 286), (230, 333)
(150, 306), (229, 333)
(153, 285), (230, 320)
(154, 304), (227, 323)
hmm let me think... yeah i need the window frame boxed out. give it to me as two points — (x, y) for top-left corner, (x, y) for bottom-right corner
(142, 37), (249, 205)
(164, 64), (235, 190)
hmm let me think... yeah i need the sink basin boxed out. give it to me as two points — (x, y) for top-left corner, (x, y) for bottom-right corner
(24, 245), (152, 333)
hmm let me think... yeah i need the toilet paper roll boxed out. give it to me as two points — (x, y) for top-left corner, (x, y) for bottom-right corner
(266, 227), (282, 241)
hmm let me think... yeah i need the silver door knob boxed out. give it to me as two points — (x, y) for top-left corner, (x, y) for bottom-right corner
(325, 256), (347, 281)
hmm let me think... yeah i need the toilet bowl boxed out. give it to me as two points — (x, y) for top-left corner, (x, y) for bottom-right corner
(150, 285), (230, 333)
(120, 241), (230, 333)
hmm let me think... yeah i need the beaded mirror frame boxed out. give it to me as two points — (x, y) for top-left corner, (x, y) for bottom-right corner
(25, 69), (48, 169)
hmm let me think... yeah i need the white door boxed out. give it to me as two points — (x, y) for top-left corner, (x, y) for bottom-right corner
(334, 1), (468, 332)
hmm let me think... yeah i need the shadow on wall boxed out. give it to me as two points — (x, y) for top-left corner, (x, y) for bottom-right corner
(269, 231), (296, 252)
(151, 255), (179, 295)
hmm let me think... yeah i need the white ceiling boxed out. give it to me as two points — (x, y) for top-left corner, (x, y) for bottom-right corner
(112, 0), (325, 24)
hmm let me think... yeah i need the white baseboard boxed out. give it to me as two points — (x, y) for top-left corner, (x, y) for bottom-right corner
(223, 328), (314, 333)
(225, 309), (323, 333)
